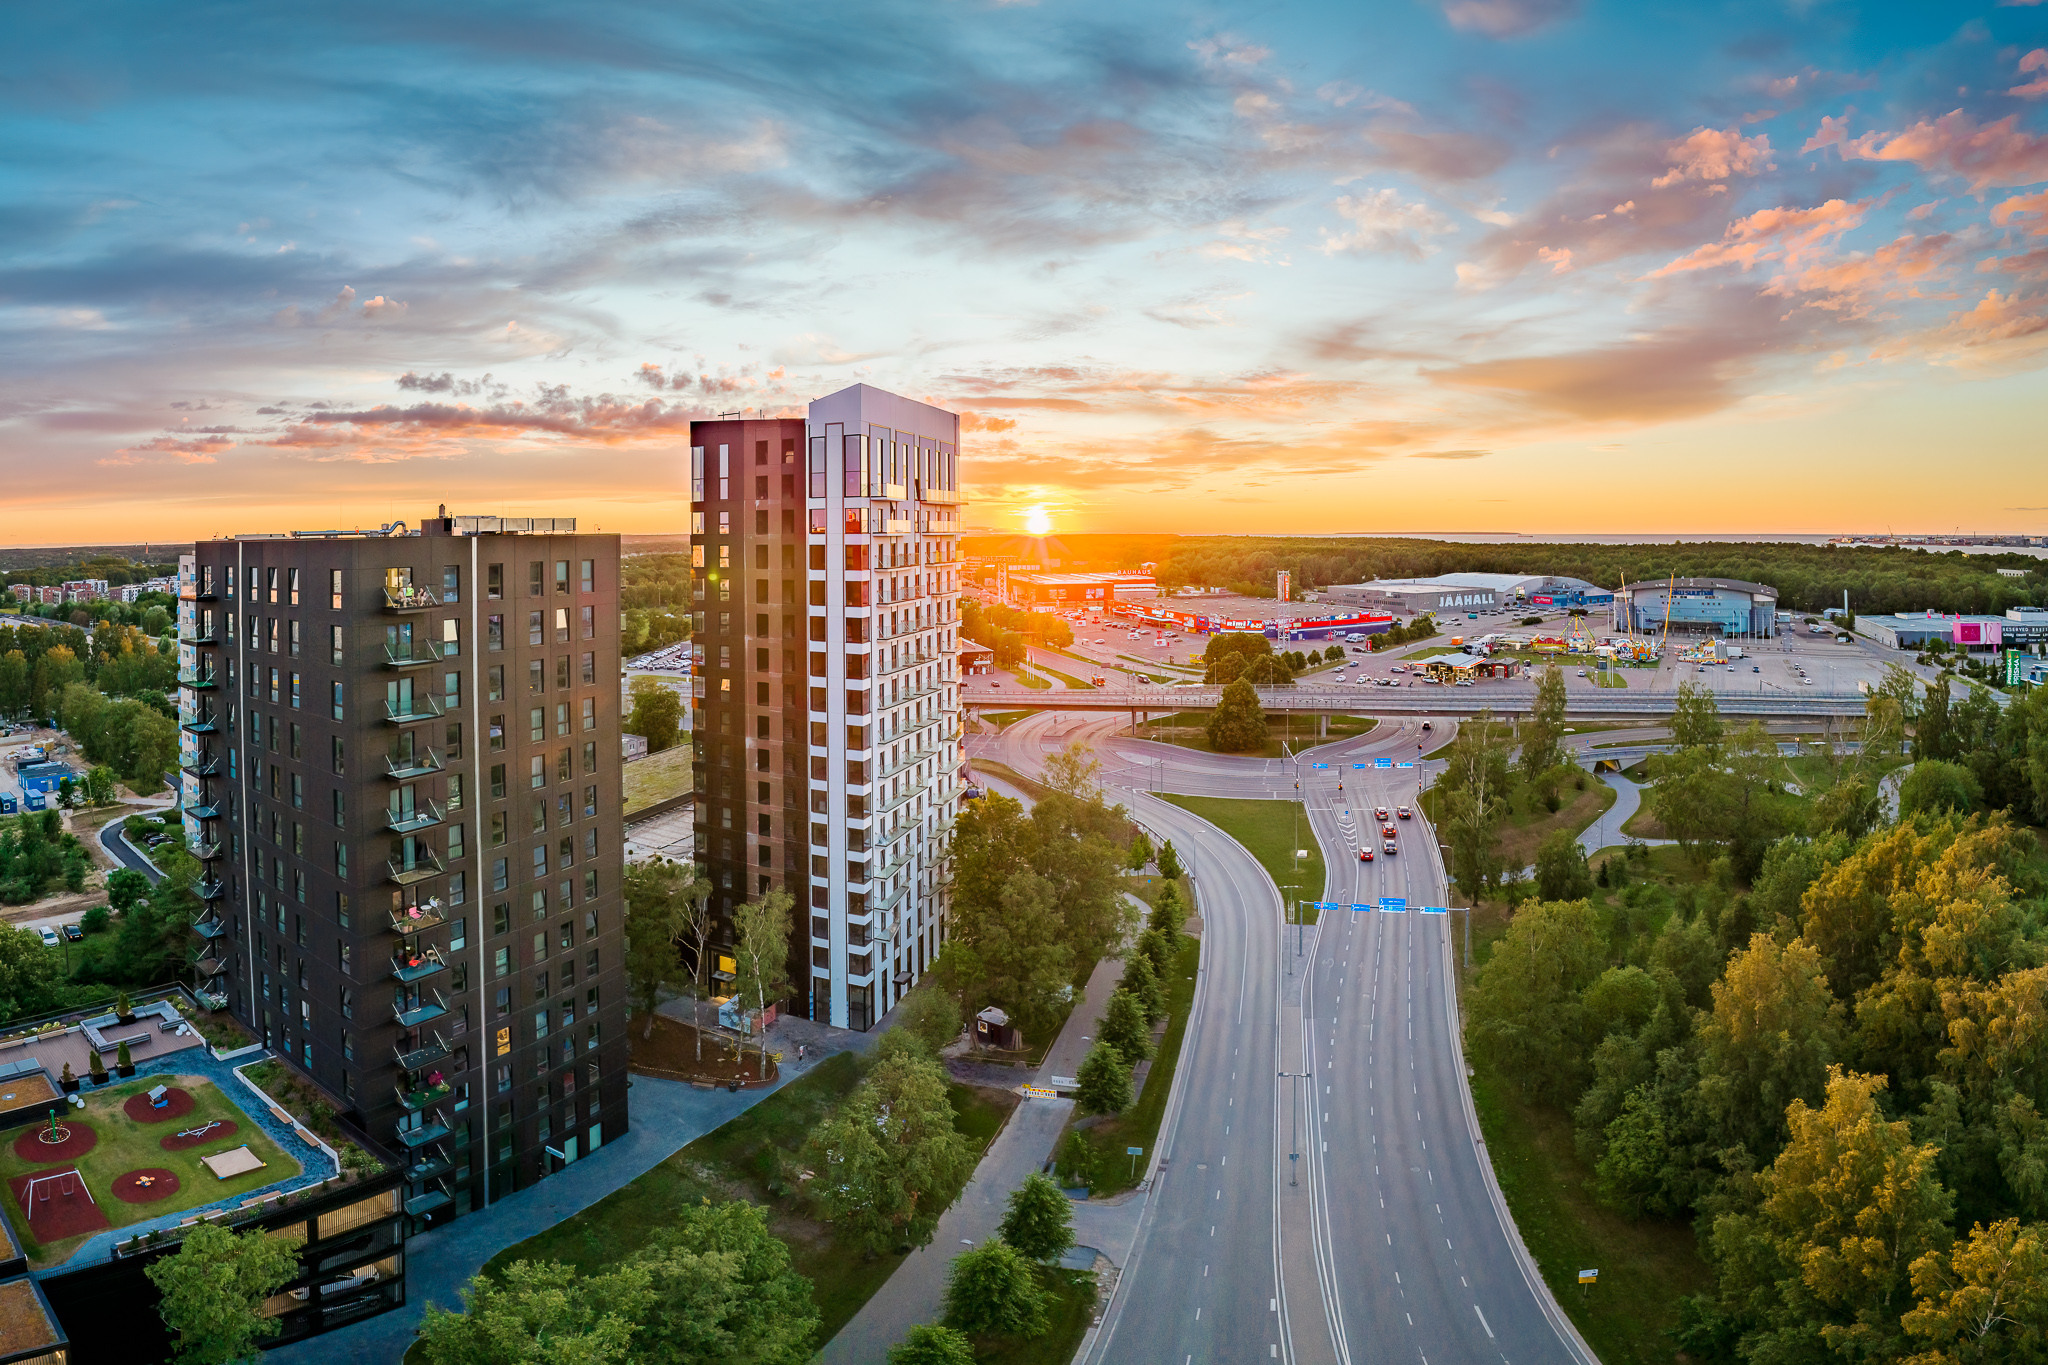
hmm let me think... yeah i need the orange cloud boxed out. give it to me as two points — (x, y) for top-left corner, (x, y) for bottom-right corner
(99, 435), (232, 466)
(1651, 126), (1774, 187)
(2010, 49), (2048, 99)
(1807, 110), (2048, 190)
(1646, 198), (1868, 277)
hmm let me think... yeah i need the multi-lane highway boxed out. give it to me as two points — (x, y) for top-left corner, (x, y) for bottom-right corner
(975, 712), (1592, 1365)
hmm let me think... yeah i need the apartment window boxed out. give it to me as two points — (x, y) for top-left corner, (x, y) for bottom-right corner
(582, 742), (597, 775)
(580, 652), (595, 685)
(443, 565), (461, 603)
(487, 615), (503, 651)
(288, 620), (300, 657)
(445, 670), (462, 707)
(449, 822), (466, 861)
(452, 914), (468, 951)
(488, 665), (504, 701)
(494, 947), (510, 978)
(333, 789), (345, 828)
(581, 697), (595, 731)
(580, 605), (595, 640)
(329, 625), (343, 664)
(335, 843), (347, 877)
(583, 828), (597, 860)
(494, 902), (511, 935)
(491, 764), (507, 799)
(266, 567), (279, 603)
(555, 702), (570, 737)
(489, 716), (506, 752)
(268, 667), (279, 703)
(490, 813), (507, 847)
(289, 672), (301, 708)
(332, 735), (345, 776)
(529, 707), (544, 742)
(531, 846), (548, 879)
(487, 563), (503, 599)
(555, 607), (569, 643)
(450, 870), (467, 905)
(556, 747), (572, 782)
(528, 611), (543, 646)
(447, 721), (463, 760)
(329, 569), (342, 609)
(290, 774), (303, 809)
(534, 1009), (550, 1041)
(289, 722), (302, 759)
(330, 682), (343, 720)
(448, 773), (465, 812)
(584, 784), (597, 818)
(442, 617), (461, 657)
(580, 560), (594, 594)
(530, 756), (545, 790)
(555, 561), (570, 595)
(288, 567), (301, 606)
(528, 660), (544, 695)
(493, 858), (509, 892)
(337, 892), (349, 929)
(530, 798), (547, 835)
(555, 656), (570, 691)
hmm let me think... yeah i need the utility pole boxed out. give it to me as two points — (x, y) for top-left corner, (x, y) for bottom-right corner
(1278, 1071), (1309, 1186)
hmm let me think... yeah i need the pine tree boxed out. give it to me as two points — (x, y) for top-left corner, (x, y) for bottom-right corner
(1075, 1041), (1133, 1115)
(1098, 988), (1152, 1063)
(1119, 952), (1165, 1024)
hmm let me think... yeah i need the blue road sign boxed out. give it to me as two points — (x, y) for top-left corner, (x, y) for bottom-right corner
(1374, 757), (1391, 768)
(1420, 905), (1448, 915)
(1380, 896), (1406, 913)
(1311, 763), (1329, 770)
(1352, 763), (1367, 769)
(1396, 761), (1414, 769)
(1350, 903), (1372, 913)
(1310, 901), (1336, 911)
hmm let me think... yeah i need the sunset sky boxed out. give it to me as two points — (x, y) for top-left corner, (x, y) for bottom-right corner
(5, 1), (2048, 542)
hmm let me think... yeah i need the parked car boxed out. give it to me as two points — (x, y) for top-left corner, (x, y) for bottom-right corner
(37, 928), (58, 948)
(60, 924), (81, 943)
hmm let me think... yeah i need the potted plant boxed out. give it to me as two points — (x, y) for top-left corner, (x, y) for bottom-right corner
(116, 1040), (134, 1077)
(88, 1049), (107, 1084)
(59, 1062), (77, 1094)
(114, 990), (134, 1023)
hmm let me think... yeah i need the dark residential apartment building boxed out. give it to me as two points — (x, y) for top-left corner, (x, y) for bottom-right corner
(175, 512), (629, 1233)
(690, 384), (966, 1031)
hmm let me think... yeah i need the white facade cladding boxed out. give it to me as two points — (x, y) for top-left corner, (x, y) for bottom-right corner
(805, 385), (963, 1030)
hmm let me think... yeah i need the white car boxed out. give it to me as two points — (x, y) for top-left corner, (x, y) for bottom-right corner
(37, 928), (58, 947)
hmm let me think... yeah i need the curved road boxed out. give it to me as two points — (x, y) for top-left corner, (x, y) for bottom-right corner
(975, 712), (1589, 1365)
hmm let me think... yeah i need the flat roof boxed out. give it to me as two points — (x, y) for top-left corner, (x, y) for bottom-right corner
(1623, 577), (1777, 598)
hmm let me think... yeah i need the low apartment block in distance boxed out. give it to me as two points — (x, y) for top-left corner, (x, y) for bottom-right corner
(690, 385), (965, 1030)
(177, 512), (629, 1231)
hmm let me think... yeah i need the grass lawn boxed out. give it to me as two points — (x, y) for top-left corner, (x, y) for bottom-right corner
(1035, 663), (1098, 689)
(968, 759), (1052, 804)
(977, 1266), (1099, 1364)
(978, 710), (1031, 731)
(621, 742), (693, 817)
(475, 1051), (1017, 1354)
(0, 1075), (299, 1266)
(1059, 936), (1200, 1196)
(1138, 711), (1378, 761)
(1158, 795), (1324, 919)
(1492, 778), (1616, 868)
(1594, 671), (1628, 688)
(1010, 668), (1052, 690)
(1468, 1065), (1711, 1365)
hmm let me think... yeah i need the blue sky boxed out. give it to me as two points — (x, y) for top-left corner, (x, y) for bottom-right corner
(4, 0), (2047, 539)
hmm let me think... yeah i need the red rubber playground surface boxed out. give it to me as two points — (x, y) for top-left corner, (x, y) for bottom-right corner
(11, 1122), (98, 1164)
(121, 1088), (195, 1123)
(111, 1169), (179, 1204)
(7, 1169), (109, 1241)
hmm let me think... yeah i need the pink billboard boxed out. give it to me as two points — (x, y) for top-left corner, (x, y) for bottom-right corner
(1954, 620), (2002, 647)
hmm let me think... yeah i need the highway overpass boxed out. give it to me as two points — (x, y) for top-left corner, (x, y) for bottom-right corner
(964, 683), (1868, 719)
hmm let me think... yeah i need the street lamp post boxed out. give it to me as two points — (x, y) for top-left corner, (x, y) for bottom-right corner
(1278, 1070), (1309, 1186)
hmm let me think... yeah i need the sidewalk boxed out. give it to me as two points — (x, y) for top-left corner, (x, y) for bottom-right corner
(273, 1012), (879, 1365)
(822, 947), (1139, 1359)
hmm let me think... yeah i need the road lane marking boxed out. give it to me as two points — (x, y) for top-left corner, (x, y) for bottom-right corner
(1475, 1305), (1495, 1339)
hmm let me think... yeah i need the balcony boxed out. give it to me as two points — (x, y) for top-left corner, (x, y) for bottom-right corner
(388, 903), (449, 935)
(393, 991), (448, 1029)
(193, 580), (219, 601)
(184, 799), (220, 821)
(179, 623), (217, 645)
(178, 710), (218, 735)
(192, 948), (227, 978)
(194, 989), (228, 1010)
(395, 1113), (451, 1149)
(384, 746), (443, 780)
(179, 753), (219, 778)
(176, 669), (219, 690)
(395, 1079), (451, 1112)
(383, 586), (440, 613)
(386, 852), (445, 887)
(196, 878), (226, 902)
(394, 1033), (450, 1071)
(382, 695), (444, 725)
(404, 1187), (453, 1218)
(390, 947), (447, 984)
(405, 1151), (454, 1183)
(192, 914), (228, 939)
(384, 642), (442, 669)
(384, 797), (444, 835)
(187, 840), (222, 862)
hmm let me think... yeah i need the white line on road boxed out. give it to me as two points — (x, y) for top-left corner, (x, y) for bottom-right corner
(1474, 1305), (1495, 1339)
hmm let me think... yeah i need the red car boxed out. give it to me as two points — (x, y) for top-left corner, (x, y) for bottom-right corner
(1359, 847), (1374, 862)
(1381, 823), (1397, 838)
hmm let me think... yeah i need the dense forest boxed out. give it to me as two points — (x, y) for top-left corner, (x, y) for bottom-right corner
(1465, 677), (2048, 1364)
(965, 534), (2048, 618)
(619, 553), (692, 655)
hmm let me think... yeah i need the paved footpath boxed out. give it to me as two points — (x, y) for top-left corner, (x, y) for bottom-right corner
(275, 1014), (876, 1365)
(823, 949), (1140, 1361)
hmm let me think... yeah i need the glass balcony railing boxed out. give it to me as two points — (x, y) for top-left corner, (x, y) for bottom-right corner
(384, 746), (443, 780)
(393, 992), (448, 1029)
(385, 852), (445, 887)
(179, 753), (219, 777)
(179, 624), (217, 645)
(178, 710), (218, 734)
(187, 840), (222, 861)
(385, 798), (444, 835)
(394, 1033), (450, 1071)
(383, 586), (440, 613)
(383, 642), (442, 668)
(405, 1187), (453, 1217)
(382, 695), (445, 724)
(177, 669), (219, 689)
(390, 948), (447, 984)
(395, 1113), (450, 1148)
(184, 799), (220, 820)
(395, 1080), (451, 1112)
(404, 1152), (454, 1183)
(388, 902), (449, 935)
(196, 879), (226, 902)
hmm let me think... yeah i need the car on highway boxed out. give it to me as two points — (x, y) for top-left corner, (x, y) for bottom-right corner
(1375, 806), (1389, 820)
(1454, 679), (1473, 687)
(1420, 721), (1432, 731)
(1383, 839), (1398, 855)
(1381, 823), (1397, 837)
(37, 928), (58, 948)
(1358, 847), (1374, 862)
(1753, 665), (1761, 672)
(61, 923), (81, 942)
(1397, 805), (1411, 819)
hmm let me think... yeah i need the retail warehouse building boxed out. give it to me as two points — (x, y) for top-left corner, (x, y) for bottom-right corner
(1325, 573), (1611, 616)
(1859, 607), (2048, 652)
(1613, 577), (1779, 639)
